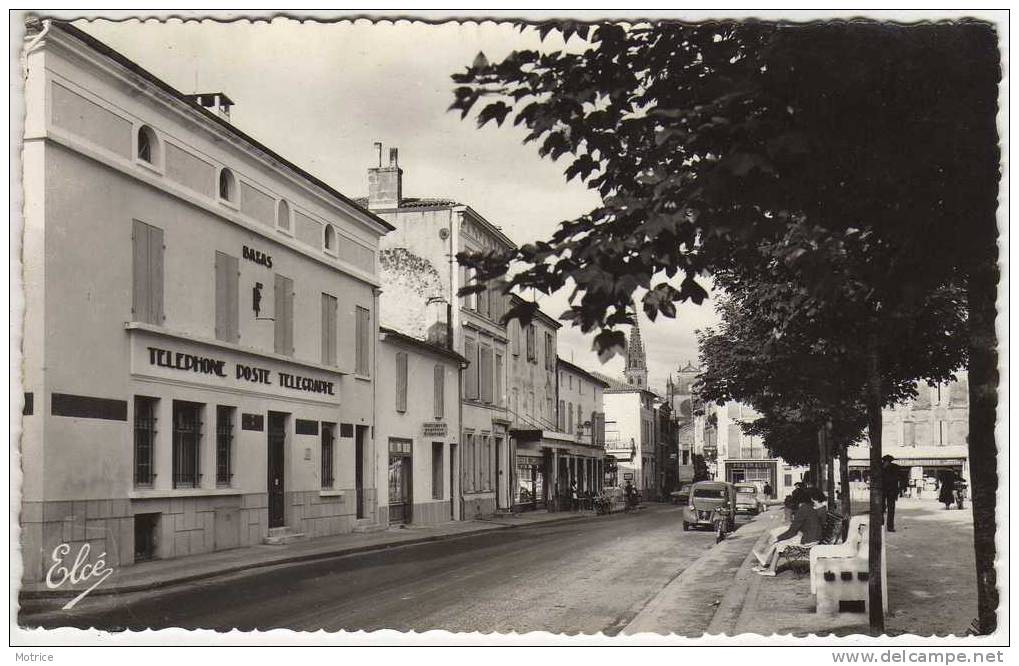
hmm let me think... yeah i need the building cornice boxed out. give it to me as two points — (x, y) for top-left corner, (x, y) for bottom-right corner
(45, 21), (395, 238)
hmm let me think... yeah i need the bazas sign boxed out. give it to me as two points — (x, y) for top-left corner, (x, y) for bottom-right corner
(242, 245), (272, 268)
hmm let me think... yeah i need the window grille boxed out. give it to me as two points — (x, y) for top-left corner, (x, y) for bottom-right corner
(172, 402), (202, 488)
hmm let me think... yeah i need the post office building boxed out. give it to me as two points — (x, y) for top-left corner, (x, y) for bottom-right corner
(19, 21), (393, 581)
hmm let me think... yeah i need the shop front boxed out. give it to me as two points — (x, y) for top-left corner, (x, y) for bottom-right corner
(510, 429), (605, 512)
(724, 459), (778, 490)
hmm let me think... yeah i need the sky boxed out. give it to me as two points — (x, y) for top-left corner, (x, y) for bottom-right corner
(78, 17), (720, 390)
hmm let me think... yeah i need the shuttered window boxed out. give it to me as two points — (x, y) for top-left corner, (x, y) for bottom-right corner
(215, 252), (239, 342)
(567, 402), (573, 433)
(396, 351), (408, 412)
(274, 274), (294, 356)
(321, 293), (338, 366)
(526, 324), (536, 362)
(479, 345), (493, 403)
(434, 364), (444, 419)
(512, 321), (521, 356)
(132, 220), (164, 325)
(464, 338), (479, 400)
(355, 306), (371, 375)
(558, 400), (565, 430)
(478, 282), (490, 318)
(494, 353), (504, 406)
(545, 333), (555, 371)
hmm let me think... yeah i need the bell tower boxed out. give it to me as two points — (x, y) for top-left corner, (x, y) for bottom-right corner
(624, 323), (648, 388)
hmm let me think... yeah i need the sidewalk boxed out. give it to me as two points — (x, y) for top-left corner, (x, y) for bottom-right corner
(625, 508), (774, 635)
(21, 508), (599, 601)
(705, 498), (977, 636)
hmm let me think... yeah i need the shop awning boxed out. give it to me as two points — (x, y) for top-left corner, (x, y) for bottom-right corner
(848, 457), (966, 468)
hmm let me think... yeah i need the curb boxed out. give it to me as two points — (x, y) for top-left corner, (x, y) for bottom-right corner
(704, 520), (774, 635)
(20, 508), (623, 601)
(623, 509), (773, 635)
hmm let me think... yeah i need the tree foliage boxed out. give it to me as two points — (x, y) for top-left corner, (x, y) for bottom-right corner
(451, 21), (998, 345)
(452, 19), (1000, 633)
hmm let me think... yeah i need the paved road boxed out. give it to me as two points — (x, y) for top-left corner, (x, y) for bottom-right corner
(20, 505), (751, 635)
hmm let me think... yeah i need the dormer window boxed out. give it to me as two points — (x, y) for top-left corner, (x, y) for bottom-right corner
(323, 224), (336, 253)
(277, 199), (291, 232)
(218, 168), (237, 203)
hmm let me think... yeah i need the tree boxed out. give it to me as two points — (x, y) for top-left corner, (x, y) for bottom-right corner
(452, 20), (1000, 633)
(697, 259), (967, 535)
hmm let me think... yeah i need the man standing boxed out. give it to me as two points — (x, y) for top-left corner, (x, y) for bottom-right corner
(881, 454), (902, 532)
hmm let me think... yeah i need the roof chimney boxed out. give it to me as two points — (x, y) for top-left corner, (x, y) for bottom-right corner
(185, 92), (234, 121)
(368, 143), (403, 210)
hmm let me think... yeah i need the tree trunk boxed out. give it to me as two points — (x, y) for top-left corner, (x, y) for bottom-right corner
(840, 441), (852, 538)
(817, 428), (826, 497)
(866, 330), (885, 633)
(826, 431), (837, 512)
(967, 246), (999, 635)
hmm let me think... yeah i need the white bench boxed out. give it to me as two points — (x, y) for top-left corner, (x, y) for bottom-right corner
(811, 515), (888, 615)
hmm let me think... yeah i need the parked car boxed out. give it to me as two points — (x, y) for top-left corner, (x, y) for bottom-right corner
(734, 483), (764, 515)
(682, 481), (737, 532)
(670, 484), (693, 506)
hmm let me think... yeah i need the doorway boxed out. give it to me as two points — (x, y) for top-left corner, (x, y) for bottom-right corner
(388, 438), (413, 525)
(267, 412), (287, 528)
(495, 436), (507, 510)
(355, 425), (367, 519)
(449, 442), (460, 521)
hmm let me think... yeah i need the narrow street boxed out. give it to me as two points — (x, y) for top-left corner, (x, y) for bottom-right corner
(20, 505), (752, 635)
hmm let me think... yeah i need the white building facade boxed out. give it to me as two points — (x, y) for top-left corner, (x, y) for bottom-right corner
(375, 328), (464, 526)
(19, 22), (391, 581)
(365, 148), (515, 519)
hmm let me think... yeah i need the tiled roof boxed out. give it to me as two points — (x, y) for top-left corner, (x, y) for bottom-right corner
(353, 196), (463, 209)
(557, 357), (610, 388)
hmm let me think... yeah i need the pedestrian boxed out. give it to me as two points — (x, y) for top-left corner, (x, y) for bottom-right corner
(754, 488), (827, 576)
(570, 481), (579, 512)
(937, 469), (958, 509)
(624, 480), (637, 511)
(783, 482), (805, 522)
(763, 481), (773, 499)
(881, 455), (902, 532)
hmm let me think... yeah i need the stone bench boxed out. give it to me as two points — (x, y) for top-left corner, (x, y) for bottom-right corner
(811, 515), (888, 615)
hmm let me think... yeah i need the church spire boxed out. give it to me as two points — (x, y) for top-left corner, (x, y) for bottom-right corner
(624, 322), (648, 388)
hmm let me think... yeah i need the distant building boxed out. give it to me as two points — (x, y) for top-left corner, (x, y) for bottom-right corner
(597, 324), (658, 494)
(375, 328), (464, 526)
(849, 374), (970, 493)
(363, 148), (516, 519)
(695, 402), (803, 500)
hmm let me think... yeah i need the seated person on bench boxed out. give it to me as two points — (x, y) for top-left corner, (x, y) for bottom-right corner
(753, 488), (827, 576)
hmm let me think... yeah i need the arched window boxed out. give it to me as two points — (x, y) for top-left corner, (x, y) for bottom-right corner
(277, 199), (291, 231)
(137, 125), (159, 164)
(323, 224), (336, 252)
(218, 168), (237, 203)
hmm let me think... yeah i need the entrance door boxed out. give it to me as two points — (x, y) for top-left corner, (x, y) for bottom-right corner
(388, 438), (413, 525)
(355, 425), (367, 519)
(267, 412), (286, 528)
(495, 437), (506, 509)
(449, 443), (459, 520)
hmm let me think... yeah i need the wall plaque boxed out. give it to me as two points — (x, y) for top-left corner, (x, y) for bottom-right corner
(242, 413), (264, 431)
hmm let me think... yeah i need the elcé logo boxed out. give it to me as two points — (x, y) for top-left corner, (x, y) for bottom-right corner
(242, 245), (272, 268)
(45, 543), (115, 610)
